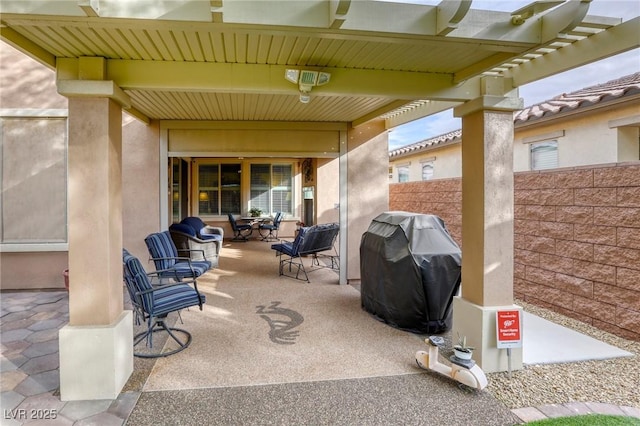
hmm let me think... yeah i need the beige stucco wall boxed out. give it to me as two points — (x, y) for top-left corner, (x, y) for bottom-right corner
(1, 41), (70, 290)
(0, 40), (160, 289)
(390, 101), (640, 181)
(390, 142), (461, 182)
(122, 116), (160, 263)
(0, 41), (67, 110)
(346, 120), (388, 281)
(514, 103), (640, 171)
(316, 158), (340, 225)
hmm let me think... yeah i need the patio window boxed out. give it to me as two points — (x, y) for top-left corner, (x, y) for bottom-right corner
(531, 141), (558, 170)
(397, 166), (409, 183)
(197, 163), (241, 215)
(250, 164), (293, 216)
(421, 161), (434, 181)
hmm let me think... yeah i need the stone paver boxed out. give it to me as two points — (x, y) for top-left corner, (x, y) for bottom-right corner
(20, 353), (59, 375)
(538, 403), (576, 418)
(621, 406), (640, 418)
(585, 402), (627, 416)
(511, 406), (547, 422)
(60, 399), (113, 421)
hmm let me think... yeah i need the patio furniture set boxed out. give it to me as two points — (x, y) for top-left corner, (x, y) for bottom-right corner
(121, 216), (339, 358)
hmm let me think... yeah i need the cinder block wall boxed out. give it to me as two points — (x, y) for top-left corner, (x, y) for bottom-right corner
(389, 163), (640, 341)
(389, 178), (462, 245)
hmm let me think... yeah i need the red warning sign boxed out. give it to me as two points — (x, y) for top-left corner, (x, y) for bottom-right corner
(496, 310), (522, 349)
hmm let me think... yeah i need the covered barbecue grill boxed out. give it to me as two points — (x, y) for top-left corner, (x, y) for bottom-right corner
(360, 212), (461, 334)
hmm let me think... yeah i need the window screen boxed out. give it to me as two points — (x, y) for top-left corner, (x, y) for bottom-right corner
(398, 166), (409, 183)
(531, 141), (558, 170)
(422, 162), (434, 181)
(250, 164), (292, 215)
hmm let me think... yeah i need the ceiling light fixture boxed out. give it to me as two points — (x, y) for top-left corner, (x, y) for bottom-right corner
(285, 69), (331, 103)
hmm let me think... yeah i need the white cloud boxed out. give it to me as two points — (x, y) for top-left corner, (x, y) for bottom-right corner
(388, 0), (640, 150)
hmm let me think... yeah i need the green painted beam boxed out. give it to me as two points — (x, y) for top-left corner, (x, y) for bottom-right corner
(506, 16), (640, 87)
(105, 59), (487, 101)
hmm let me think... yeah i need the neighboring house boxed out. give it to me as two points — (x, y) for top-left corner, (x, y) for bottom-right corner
(389, 73), (640, 181)
(388, 73), (640, 342)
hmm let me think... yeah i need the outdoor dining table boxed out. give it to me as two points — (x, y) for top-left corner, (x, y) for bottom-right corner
(239, 217), (269, 237)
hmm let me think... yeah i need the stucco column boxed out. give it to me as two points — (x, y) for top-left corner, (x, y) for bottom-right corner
(453, 92), (523, 373)
(57, 85), (133, 400)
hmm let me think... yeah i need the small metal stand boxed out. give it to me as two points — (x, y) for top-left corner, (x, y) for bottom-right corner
(415, 336), (488, 390)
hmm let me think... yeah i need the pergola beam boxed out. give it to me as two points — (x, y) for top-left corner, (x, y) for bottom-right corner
(60, 59), (490, 101)
(506, 16), (640, 87)
(384, 101), (461, 129)
(0, 24), (56, 69)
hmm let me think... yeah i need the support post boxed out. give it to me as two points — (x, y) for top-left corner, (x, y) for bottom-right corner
(58, 87), (133, 400)
(453, 85), (524, 373)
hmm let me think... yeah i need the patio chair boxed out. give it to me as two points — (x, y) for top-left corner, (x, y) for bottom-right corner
(227, 213), (253, 241)
(271, 223), (340, 282)
(122, 249), (205, 358)
(169, 223), (221, 268)
(180, 216), (224, 242)
(258, 211), (283, 242)
(144, 231), (212, 281)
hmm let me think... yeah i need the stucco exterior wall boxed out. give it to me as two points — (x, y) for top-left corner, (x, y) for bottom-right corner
(514, 103), (640, 171)
(1, 41), (70, 290)
(0, 40), (161, 289)
(347, 121), (388, 281)
(390, 100), (640, 182)
(0, 42), (66, 110)
(316, 157), (340, 225)
(390, 143), (461, 182)
(389, 162), (640, 342)
(122, 116), (160, 263)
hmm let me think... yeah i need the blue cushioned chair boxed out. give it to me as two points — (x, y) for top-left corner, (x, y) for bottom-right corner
(169, 222), (221, 268)
(123, 249), (206, 358)
(227, 213), (253, 241)
(180, 217), (224, 242)
(258, 211), (283, 242)
(145, 231), (212, 281)
(271, 223), (340, 282)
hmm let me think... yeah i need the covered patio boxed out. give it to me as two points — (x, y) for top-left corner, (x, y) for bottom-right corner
(2, 240), (639, 424)
(1, 0), (638, 402)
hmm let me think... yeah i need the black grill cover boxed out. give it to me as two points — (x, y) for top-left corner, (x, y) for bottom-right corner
(360, 212), (461, 334)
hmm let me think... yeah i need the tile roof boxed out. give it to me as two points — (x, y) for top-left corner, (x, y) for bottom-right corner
(389, 129), (462, 158)
(514, 72), (640, 124)
(390, 73), (640, 158)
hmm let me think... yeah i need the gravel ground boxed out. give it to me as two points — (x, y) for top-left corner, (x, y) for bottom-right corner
(486, 299), (640, 409)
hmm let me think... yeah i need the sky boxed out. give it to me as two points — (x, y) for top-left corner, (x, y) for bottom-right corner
(387, 0), (640, 150)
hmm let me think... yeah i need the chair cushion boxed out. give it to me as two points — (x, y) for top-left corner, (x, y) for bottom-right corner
(150, 283), (206, 316)
(170, 223), (196, 236)
(199, 233), (223, 241)
(145, 231), (179, 270)
(271, 242), (296, 257)
(159, 261), (211, 279)
(181, 217), (207, 232)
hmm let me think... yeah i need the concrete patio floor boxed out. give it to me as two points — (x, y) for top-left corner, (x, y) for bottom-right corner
(1, 241), (639, 425)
